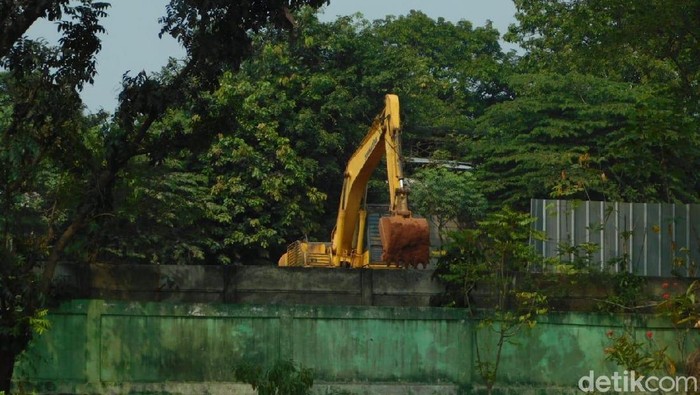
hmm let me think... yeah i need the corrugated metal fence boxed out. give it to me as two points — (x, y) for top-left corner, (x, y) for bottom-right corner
(530, 199), (700, 277)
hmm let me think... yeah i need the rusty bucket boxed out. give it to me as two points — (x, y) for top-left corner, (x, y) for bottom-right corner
(378, 216), (430, 267)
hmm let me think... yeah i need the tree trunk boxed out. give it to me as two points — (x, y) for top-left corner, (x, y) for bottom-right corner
(0, 332), (32, 394)
(0, 342), (18, 394)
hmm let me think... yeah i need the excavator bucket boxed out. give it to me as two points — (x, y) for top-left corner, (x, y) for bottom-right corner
(379, 216), (430, 267)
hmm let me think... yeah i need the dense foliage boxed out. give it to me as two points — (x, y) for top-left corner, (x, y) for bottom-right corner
(234, 359), (314, 395)
(0, 0), (328, 390)
(410, 166), (486, 246)
(473, 0), (700, 208)
(470, 73), (700, 208)
(436, 207), (548, 393)
(85, 9), (511, 264)
(2, 0), (700, 391)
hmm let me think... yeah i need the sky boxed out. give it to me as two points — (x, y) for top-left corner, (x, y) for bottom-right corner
(28, 1), (518, 113)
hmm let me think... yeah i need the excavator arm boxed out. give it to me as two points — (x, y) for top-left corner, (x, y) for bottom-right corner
(280, 94), (430, 268)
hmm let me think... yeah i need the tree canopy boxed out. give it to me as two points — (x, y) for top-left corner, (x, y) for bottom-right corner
(0, 0), (329, 390)
(471, 72), (700, 208)
(470, 0), (700, 208)
(2, 1), (700, 390)
(87, 8), (513, 265)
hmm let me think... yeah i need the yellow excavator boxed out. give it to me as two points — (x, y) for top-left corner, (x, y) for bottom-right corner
(279, 94), (430, 268)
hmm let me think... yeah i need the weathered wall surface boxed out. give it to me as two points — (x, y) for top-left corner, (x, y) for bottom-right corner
(13, 299), (691, 395)
(14, 300), (472, 394)
(52, 262), (686, 311)
(53, 263), (444, 307)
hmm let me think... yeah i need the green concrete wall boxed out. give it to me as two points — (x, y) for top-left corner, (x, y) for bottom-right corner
(12, 300), (693, 394)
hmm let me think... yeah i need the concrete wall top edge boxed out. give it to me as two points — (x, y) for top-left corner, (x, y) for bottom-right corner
(49, 299), (680, 329)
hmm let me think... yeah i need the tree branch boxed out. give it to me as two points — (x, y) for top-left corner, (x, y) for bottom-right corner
(0, 0), (58, 58)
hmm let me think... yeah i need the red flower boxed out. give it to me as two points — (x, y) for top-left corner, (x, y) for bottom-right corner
(661, 282), (670, 289)
(606, 330), (614, 338)
(646, 331), (653, 340)
(662, 293), (670, 300)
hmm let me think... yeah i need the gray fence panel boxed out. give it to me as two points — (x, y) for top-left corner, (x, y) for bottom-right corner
(531, 198), (545, 258)
(673, 205), (689, 277)
(691, 205), (700, 276)
(590, 201), (604, 270)
(531, 199), (700, 277)
(632, 203), (648, 275)
(660, 203), (674, 277)
(603, 202), (618, 272)
(647, 203), (661, 276)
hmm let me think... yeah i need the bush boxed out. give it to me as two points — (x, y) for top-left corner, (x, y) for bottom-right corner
(234, 359), (313, 395)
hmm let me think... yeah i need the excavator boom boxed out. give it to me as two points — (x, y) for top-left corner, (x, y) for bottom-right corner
(280, 94), (430, 268)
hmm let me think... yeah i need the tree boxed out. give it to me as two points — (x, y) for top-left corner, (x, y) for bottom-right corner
(507, 0), (700, 121)
(463, 0), (699, 208)
(1, 2), (110, 388)
(221, 9), (512, 236)
(91, 74), (327, 265)
(90, 8), (515, 262)
(1, 0), (328, 391)
(469, 72), (700, 209)
(508, 1), (699, 81)
(436, 207), (548, 394)
(409, 166), (486, 247)
(371, 11), (515, 118)
(1, 5), (514, 389)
